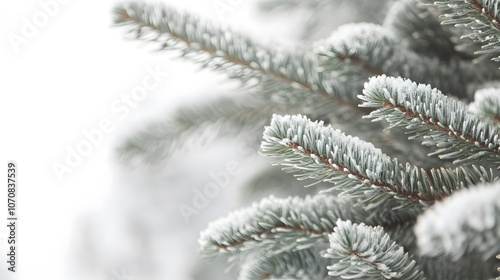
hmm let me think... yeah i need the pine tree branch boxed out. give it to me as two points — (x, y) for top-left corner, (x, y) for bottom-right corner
(260, 114), (493, 207)
(433, 0), (500, 61)
(198, 195), (360, 263)
(360, 75), (500, 166)
(112, 2), (366, 109)
(415, 182), (500, 261)
(198, 194), (417, 264)
(316, 23), (500, 99)
(325, 220), (426, 280)
(238, 248), (332, 280)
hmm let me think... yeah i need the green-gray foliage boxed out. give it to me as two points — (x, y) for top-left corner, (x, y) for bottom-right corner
(112, 0), (500, 279)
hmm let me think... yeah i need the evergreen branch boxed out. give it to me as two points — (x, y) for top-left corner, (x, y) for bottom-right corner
(199, 194), (418, 267)
(116, 95), (278, 166)
(316, 23), (500, 99)
(238, 248), (332, 280)
(324, 220), (426, 280)
(261, 114), (492, 207)
(360, 75), (500, 166)
(415, 182), (500, 261)
(198, 195), (361, 263)
(469, 87), (500, 122)
(113, 2), (362, 106)
(433, 0), (500, 61)
(115, 78), (350, 166)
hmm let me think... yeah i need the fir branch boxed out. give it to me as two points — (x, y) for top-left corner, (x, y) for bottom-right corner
(469, 87), (500, 122)
(360, 75), (500, 166)
(240, 164), (327, 201)
(238, 248), (332, 280)
(198, 195), (362, 263)
(415, 182), (500, 261)
(315, 24), (386, 76)
(113, 2), (362, 106)
(260, 114), (493, 207)
(199, 194), (418, 269)
(316, 23), (500, 99)
(116, 95), (276, 166)
(433, 0), (500, 61)
(324, 220), (426, 280)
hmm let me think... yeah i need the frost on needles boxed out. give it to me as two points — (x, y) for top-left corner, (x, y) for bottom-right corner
(112, 0), (500, 279)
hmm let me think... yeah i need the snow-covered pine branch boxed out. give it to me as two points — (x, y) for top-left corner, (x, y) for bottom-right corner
(360, 75), (500, 166)
(433, 0), (500, 61)
(198, 194), (416, 264)
(198, 195), (359, 263)
(260, 114), (493, 208)
(315, 23), (500, 99)
(324, 220), (426, 280)
(238, 248), (331, 280)
(112, 2), (356, 105)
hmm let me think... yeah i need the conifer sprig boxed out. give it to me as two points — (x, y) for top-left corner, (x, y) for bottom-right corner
(360, 75), (500, 166)
(261, 114), (493, 207)
(325, 220), (426, 280)
(113, 2), (356, 105)
(238, 248), (330, 280)
(198, 195), (362, 263)
(316, 23), (499, 98)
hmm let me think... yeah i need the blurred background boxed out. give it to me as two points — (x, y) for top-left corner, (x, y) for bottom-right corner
(0, 0), (392, 279)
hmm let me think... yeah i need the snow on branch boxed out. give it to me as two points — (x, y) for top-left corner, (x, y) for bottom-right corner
(113, 2), (356, 105)
(360, 75), (500, 166)
(415, 182), (500, 261)
(325, 220), (426, 280)
(260, 114), (493, 207)
(433, 0), (500, 61)
(198, 195), (362, 263)
(238, 248), (330, 280)
(315, 23), (500, 98)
